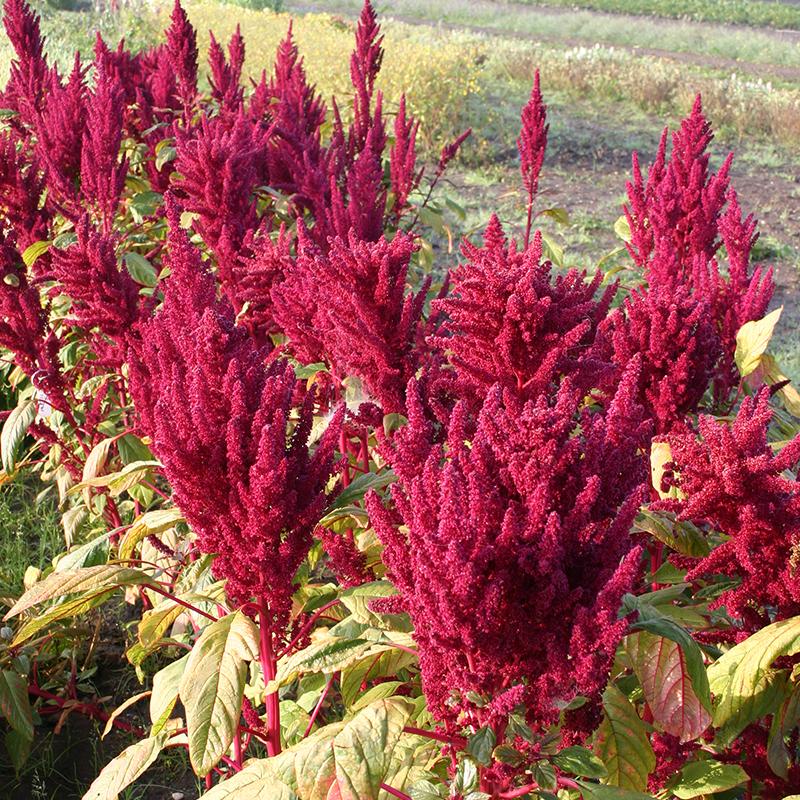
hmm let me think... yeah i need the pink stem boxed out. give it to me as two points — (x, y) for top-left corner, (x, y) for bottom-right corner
(258, 599), (282, 756)
(380, 784), (412, 800)
(303, 674), (335, 738)
(279, 600), (341, 658)
(402, 725), (466, 748)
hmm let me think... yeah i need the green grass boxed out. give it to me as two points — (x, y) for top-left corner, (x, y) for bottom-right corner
(0, 481), (62, 597)
(493, 0), (800, 32)
(290, 0), (800, 69)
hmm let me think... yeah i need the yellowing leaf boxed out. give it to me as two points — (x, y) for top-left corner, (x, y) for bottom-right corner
(1, 397), (36, 475)
(707, 615), (800, 744)
(4, 564), (155, 620)
(179, 610), (260, 776)
(200, 759), (298, 799)
(81, 734), (166, 800)
(150, 654), (189, 735)
(595, 685), (655, 790)
(734, 306), (782, 377)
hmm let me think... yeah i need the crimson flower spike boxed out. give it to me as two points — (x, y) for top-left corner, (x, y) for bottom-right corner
(2, 0), (49, 123)
(517, 69), (548, 249)
(165, 0), (198, 117)
(389, 94), (421, 220)
(208, 26), (245, 112)
(350, 0), (384, 154)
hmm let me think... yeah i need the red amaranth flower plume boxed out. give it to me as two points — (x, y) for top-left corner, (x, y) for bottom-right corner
(50, 217), (142, 345)
(349, 0), (384, 156)
(517, 70), (548, 248)
(389, 94), (420, 220)
(208, 27), (245, 112)
(173, 112), (270, 278)
(80, 72), (128, 228)
(273, 230), (428, 413)
(165, 0), (198, 116)
(2, 0), (49, 124)
(431, 215), (614, 404)
(659, 388), (800, 628)
(368, 362), (649, 734)
(32, 54), (87, 209)
(129, 204), (343, 629)
(598, 281), (722, 433)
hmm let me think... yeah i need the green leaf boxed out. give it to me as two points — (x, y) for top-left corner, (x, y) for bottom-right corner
(120, 507), (183, 560)
(613, 215), (632, 243)
(150, 654), (189, 735)
(5, 728), (31, 773)
(333, 698), (416, 800)
(123, 253), (158, 288)
(179, 610), (259, 776)
(466, 726), (496, 766)
(735, 306), (783, 377)
(1, 397), (36, 475)
(707, 615), (800, 744)
(767, 682), (800, 779)
(553, 745), (608, 779)
(538, 206), (570, 225)
(81, 734), (166, 799)
(4, 564), (155, 619)
(0, 671), (33, 741)
(329, 471), (396, 512)
(155, 144), (177, 171)
(410, 780), (444, 800)
(339, 581), (411, 632)
(626, 625), (711, 743)
(595, 685), (655, 790)
(11, 589), (115, 646)
(21, 240), (51, 268)
(634, 511), (709, 558)
(200, 759), (298, 799)
(669, 759), (748, 798)
(577, 783), (654, 800)
(340, 647), (417, 707)
(540, 232), (564, 268)
(270, 637), (373, 692)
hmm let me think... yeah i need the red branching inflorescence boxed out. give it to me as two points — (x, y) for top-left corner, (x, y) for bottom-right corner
(208, 26), (245, 113)
(389, 95), (421, 220)
(659, 387), (800, 629)
(274, 230), (428, 413)
(49, 217), (143, 346)
(80, 72), (128, 229)
(517, 70), (548, 247)
(2, 0), (49, 125)
(129, 203), (344, 632)
(165, 0), (198, 116)
(431, 215), (615, 404)
(622, 97), (774, 401)
(598, 281), (722, 433)
(349, 0), (384, 156)
(368, 362), (649, 737)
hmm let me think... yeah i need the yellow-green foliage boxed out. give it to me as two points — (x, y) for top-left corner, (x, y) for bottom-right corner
(184, 2), (486, 149)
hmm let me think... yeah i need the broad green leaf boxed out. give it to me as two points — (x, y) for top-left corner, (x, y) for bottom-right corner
(340, 647), (417, 707)
(540, 232), (564, 268)
(707, 616), (800, 744)
(0, 671), (33, 741)
(538, 206), (570, 225)
(54, 531), (111, 572)
(1, 397), (36, 475)
(735, 306), (782, 377)
(200, 759), (298, 799)
(350, 682), (405, 713)
(626, 625), (711, 743)
(82, 437), (114, 485)
(466, 726), (496, 766)
(577, 783), (654, 800)
(5, 728), (31, 772)
(4, 564), (155, 619)
(81, 734), (166, 799)
(333, 698), (416, 800)
(553, 745), (608, 779)
(409, 780), (444, 800)
(669, 759), (748, 798)
(339, 581), (411, 632)
(634, 511), (709, 558)
(768, 683), (800, 779)
(595, 685), (655, 790)
(613, 215), (632, 243)
(12, 589), (115, 645)
(123, 253), (158, 288)
(179, 610), (259, 776)
(328, 472), (396, 512)
(150, 654), (189, 735)
(61, 505), (88, 547)
(108, 460), (161, 496)
(270, 637), (373, 692)
(21, 240), (51, 268)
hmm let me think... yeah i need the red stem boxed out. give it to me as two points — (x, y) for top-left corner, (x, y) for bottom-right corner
(258, 599), (282, 756)
(380, 783), (412, 800)
(146, 584), (217, 622)
(279, 600), (341, 658)
(304, 674), (335, 738)
(402, 725), (466, 748)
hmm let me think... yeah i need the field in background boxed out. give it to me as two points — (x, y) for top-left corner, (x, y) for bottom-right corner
(1, 3), (799, 794)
